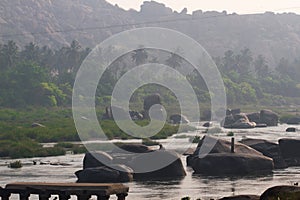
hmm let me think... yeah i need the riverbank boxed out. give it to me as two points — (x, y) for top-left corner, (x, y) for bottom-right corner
(0, 108), (196, 159)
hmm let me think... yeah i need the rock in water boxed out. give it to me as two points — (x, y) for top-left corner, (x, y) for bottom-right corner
(203, 121), (213, 127)
(260, 185), (300, 199)
(260, 109), (278, 126)
(222, 113), (256, 129)
(279, 138), (300, 166)
(189, 136), (274, 175)
(83, 151), (113, 169)
(129, 150), (186, 180)
(286, 127), (296, 132)
(192, 153), (273, 175)
(112, 144), (152, 154)
(240, 138), (287, 169)
(219, 195), (260, 200)
(75, 164), (133, 183)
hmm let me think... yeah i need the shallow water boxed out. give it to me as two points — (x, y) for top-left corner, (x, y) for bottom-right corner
(1, 123), (300, 200)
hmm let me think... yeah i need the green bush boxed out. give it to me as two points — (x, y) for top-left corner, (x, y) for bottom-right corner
(9, 160), (22, 168)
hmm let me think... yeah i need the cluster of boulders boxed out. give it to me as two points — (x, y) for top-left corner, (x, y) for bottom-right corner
(187, 135), (300, 175)
(102, 93), (191, 124)
(222, 109), (279, 129)
(75, 144), (186, 183)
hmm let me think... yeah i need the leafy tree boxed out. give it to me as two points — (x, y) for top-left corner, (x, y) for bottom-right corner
(254, 55), (269, 78)
(132, 46), (148, 65)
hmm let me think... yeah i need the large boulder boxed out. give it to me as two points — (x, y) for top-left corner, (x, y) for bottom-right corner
(240, 138), (287, 169)
(189, 136), (274, 175)
(187, 135), (264, 167)
(260, 185), (300, 199)
(83, 151), (113, 169)
(246, 112), (260, 123)
(260, 109), (278, 126)
(170, 114), (190, 124)
(219, 195), (260, 200)
(222, 113), (256, 129)
(192, 153), (274, 175)
(194, 135), (263, 155)
(129, 150), (186, 180)
(279, 139), (300, 166)
(75, 164), (133, 183)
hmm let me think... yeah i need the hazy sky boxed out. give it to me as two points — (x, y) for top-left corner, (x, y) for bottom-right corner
(106, 0), (300, 14)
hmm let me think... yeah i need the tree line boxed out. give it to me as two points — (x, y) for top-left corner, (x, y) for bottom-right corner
(0, 40), (299, 108)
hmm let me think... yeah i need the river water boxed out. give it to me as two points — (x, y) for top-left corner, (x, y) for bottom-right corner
(1, 123), (300, 200)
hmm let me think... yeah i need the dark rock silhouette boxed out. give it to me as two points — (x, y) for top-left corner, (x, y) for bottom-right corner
(192, 153), (273, 175)
(143, 93), (163, 120)
(279, 138), (300, 166)
(240, 138), (287, 169)
(83, 151), (113, 169)
(260, 185), (300, 199)
(203, 121), (213, 127)
(219, 195), (260, 200)
(189, 136), (274, 175)
(260, 109), (278, 126)
(129, 150), (186, 180)
(286, 127), (297, 132)
(75, 164), (133, 183)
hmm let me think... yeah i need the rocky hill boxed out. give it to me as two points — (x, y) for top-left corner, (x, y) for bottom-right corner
(1, 0), (300, 65)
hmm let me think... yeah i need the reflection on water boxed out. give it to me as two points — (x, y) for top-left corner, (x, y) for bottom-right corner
(0, 124), (300, 199)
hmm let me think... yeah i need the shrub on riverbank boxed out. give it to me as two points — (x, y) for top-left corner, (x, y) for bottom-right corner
(0, 139), (65, 159)
(9, 160), (22, 168)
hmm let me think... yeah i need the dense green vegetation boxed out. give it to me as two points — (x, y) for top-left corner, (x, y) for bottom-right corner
(0, 41), (299, 109)
(0, 40), (299, 158)
(0, 108), (195, 158)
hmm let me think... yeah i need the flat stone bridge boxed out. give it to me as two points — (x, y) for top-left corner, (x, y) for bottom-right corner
(0, 182), (129, 200)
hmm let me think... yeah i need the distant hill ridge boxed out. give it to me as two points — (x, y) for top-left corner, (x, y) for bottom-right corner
(1, 0), (300, 65)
